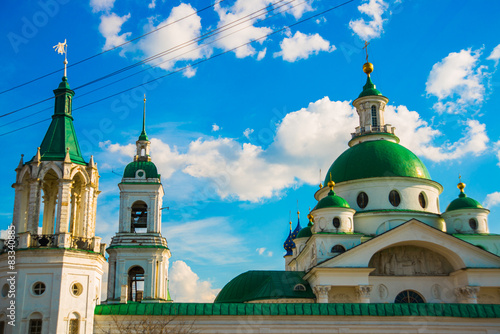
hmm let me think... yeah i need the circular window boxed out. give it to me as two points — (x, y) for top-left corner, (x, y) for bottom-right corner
(332, 217), (341, 228)
(32, 282), (46, 296)
(1, 283), (9, 297)
(71, 283), (83, 296)
(389, 190), (401, 207)
(469, 218), (478, 230)
(418, 192), (427, 209)
(357, 192), (368, 209)
(394, 290), (425, 303)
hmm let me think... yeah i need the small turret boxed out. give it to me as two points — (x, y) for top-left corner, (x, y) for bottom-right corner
(442, 181), (490, 234)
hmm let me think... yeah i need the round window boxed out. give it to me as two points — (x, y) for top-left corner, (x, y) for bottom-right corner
(71, 283), (83, 296)
(1, 283), (9, 297)
(32, 282), (46, 296)
(418, 192), (427, 209)
(389, 190), (401, 207)
(469, 218), (478, 230)
(332, 217), (341, 228)
(357, 192), (368, 209)
(137, 171), (144, 177)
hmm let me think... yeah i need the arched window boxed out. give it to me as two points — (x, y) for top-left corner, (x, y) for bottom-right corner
(418, 192), (427, 209)
(131, 201), (148, 233)
(128, 266), (145, 302)
(293, 284), (306, 291)
(389, 190), (401, 207)
(69, 173), (86, 236)
(331, 244), (346, 253)
(28, 312), (43, 334)
(371, 105), (378, 127)
(469, 218), (478, 230)
(394, 290), (425, 303)
(68, 313), (80, 334)
(332, 217), (341, 228)
(357, 192), (368, 209)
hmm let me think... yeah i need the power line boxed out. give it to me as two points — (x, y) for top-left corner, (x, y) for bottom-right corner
(0, 0), (227, 96)
(0, 0), (293, 119)
(0, 0), (355, 137)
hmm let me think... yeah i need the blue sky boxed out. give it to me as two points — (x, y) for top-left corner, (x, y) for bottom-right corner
(1, 0), (500, 301)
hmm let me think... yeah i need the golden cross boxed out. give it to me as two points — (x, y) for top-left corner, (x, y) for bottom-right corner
(363, 41), (370, 62)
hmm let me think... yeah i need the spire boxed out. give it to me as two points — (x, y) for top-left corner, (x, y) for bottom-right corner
(36, 45), (86, 165)
(283, 219), (294, 256)
(139, 95), (149, 141)
(291, 208), (302, 240)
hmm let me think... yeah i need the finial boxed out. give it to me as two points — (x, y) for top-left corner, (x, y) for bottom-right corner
(296, 200), (300, 216)
(362, 41), (373, 76)
(289, 220), (292, 231)
(457, 175), (466, 193)
(319, 169), (323, 189)
(16, 154), (24, 170)
(64, 147), (71, 163)
(33, 147), (41, 163)
(54, 39), (68, 77)
(327, 172), (335, 190)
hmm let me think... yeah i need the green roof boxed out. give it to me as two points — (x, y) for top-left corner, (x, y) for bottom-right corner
(358, 76), (382, 98)
(315, 190), (350, 210)
(95, 303), (500, 318)
(36, 77), (86, 165)
(214, 271), (315, 303)
(324, 140), (430, 184)
(123, 161), (159, 179)
(296, 226), (312, 239)
(446, 192), (484, 212)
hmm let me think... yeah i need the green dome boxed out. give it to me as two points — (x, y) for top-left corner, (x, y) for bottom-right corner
(296, 226), (312, 239)
(324, 140), (431, 185)
(315, 190), (350, 210)
(358, 76), (382, 98)
(446, 192), (484, 212)
(215, 271), (315, 303)
(123, 161), (159, 179)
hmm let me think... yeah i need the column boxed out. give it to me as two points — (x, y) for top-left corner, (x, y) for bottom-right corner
(356, 285), (372, 303)
(27, 179), (41, 234)
(455, 286), (480, 304)
(56, 179), (73, 234)
(313, 285), (331, 303)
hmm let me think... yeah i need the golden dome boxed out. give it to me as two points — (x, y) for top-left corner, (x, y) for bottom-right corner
(363, 62), (373, 75)
(307, 213), (313, 222)
(327, 180), (335, 190)
(457, 182), (466, 192)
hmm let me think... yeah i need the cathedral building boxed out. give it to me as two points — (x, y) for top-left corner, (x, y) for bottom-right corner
(1, 57), (500, 333)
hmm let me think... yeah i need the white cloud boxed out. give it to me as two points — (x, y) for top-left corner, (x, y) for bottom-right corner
(138, 3), (209, 71)
(243, 128), (254, 139)
(484, 192), (500, 208)
(257, 48), (267, 61)
(98, 13), (131, 50)
(183, 65), (197, 78)
(213, 0), (273, 58)
(349, 0), (389, 41)
(487, 44), (500, 63)
(385, 106), (489, 162)
(148, 0), (156, 9)
(274, 31), (335, 62)
(169, 261), (220, 302)
(285, 0), (314, 20)
(102, 97), (490, 202)
(90, 0), (115, 13)
(495, 140), (500, 167)
(212, 123), (220, 132)
(426, 49), (488, 114)
(256, 247), (266, 255)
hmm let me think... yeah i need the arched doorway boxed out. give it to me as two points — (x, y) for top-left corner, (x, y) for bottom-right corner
(128, 266), (145, 302)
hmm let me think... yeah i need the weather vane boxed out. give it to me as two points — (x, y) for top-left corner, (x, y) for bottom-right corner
(53, 39), (68, 77)
(363, 41), (370, 63)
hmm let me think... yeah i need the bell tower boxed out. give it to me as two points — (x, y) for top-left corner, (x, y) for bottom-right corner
(106, 97), (172, 304)
(0, 50), (105, 334)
